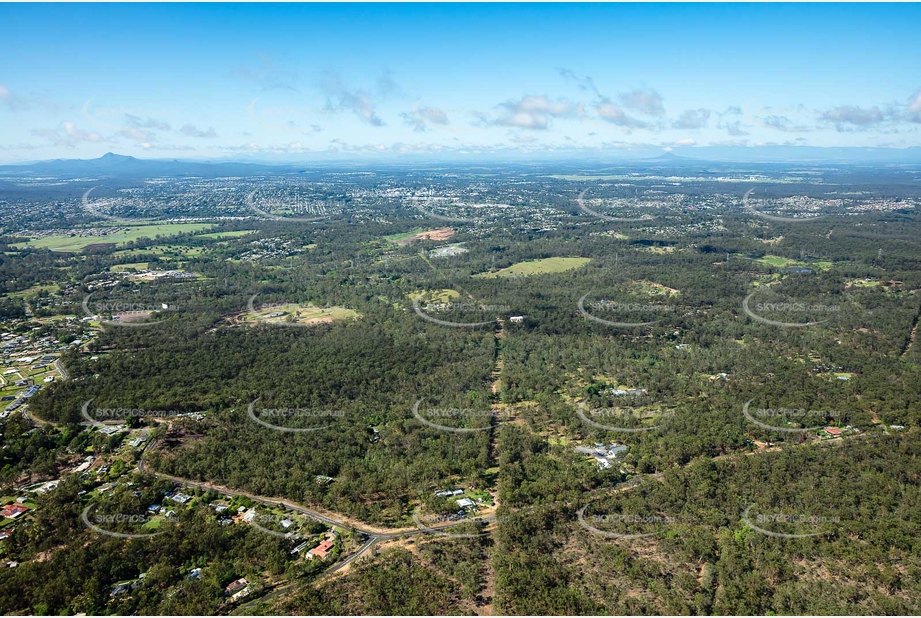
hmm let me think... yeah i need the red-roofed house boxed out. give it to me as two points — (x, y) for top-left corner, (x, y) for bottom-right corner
(307, 539), (334, 560)
(823, 426), (843, 437)
(0, 504), (28, 519)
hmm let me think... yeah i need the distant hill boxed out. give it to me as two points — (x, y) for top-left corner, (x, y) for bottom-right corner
(0, 152), (297, 178)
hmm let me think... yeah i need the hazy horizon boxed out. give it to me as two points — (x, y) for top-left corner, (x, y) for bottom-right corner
(2, 3), (920, 164)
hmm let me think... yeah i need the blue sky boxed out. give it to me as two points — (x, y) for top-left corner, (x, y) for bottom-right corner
(1, 3), (920, 162)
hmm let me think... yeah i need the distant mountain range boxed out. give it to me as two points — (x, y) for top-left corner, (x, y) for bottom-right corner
(1, 147), (921, 179)
(0, 152), (300, 178)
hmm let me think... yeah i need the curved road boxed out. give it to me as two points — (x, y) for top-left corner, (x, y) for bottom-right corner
(136, 439), (477, 613)
(54, 358), (69, 381)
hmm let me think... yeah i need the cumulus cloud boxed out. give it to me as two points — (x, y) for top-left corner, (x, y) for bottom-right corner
(662, 138), (697, 148)
(401, 105), (449, 132)
(619, 88), (665, 116)
(721, 120), (750, 137)
(672, 108), (711, 129)
(820, 105), (884, 130)
(492, 95), (575, 130)
(595, 101), (650, 129)
(762, 115), (812, 132)
(320, 71), (384, 126)
(31, 121), (107, 147)
(180, 124), (218, 138)
(907, 90), (921, 123)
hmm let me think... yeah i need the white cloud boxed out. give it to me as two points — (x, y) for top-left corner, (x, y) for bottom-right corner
(492, 95), (575, 130)
(401, 105), (449, 131)
(31, 121), (107, 147)
(762, 115), (812, 132)
(180, 124), (218, 138)
(907, 90), (921, 123)
(619, 88), (665, 116)
(672, 108), (711, 129)
(320, 71), (384, 126)
(595, 101), (649, 129)
(820, 105), (884, 130)
(662, 138), (697, 148)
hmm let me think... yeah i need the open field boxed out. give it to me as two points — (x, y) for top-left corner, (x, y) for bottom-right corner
(13, 224), (215, 252)
(239, 302), (360, 326)
(194, 230), (257, 239)
(5, 284), (60, 299)
(747, 254), (833, 271)
(409, 289), (462, 304)
(113, 244), (206, 259)
(474, 257), (591, 278)
(386, 227), (455, 246)
(109, 262), (150, 272)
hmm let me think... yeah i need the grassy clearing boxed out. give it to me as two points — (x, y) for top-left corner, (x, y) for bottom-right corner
(113, 244), (205, 258)
(385, 228), (454, 245)
(110, 262), (150, 272)
(5, 284), (60, 299)
(409, 289), (462, 304)
(474, 257), (591, 278)
(383, 228), (426, 242)
(748, 254), (833, 272)
(13, 224), (214, 252)
(242, 302), (360, 326)
(195, 230), (257, 239)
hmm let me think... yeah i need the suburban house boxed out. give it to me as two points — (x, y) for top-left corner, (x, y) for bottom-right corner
(230, 587), (251, 603)
(307, 539), (335, 560)
(435, 489), (464, 498)
(167, 492), (191, 504)
(225, 577), (248, 596)
(110, 579), (140, 597)
(0, 504), (29, 519)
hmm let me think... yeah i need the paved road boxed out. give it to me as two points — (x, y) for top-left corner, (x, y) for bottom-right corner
(54, 358), (69, 381)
